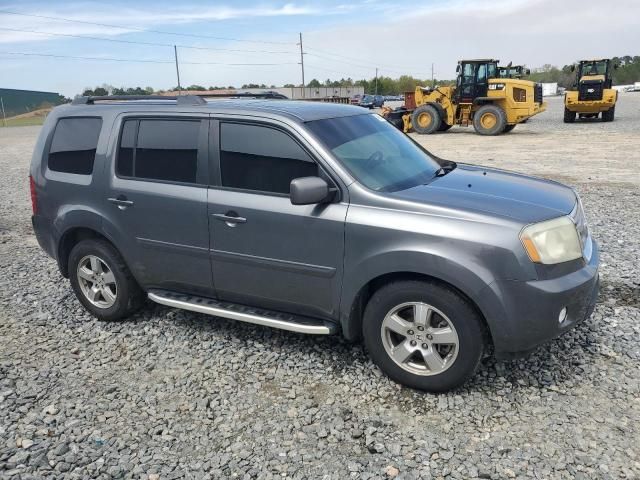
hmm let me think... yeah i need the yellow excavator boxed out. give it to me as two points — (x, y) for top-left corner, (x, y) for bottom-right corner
(564, 59), (618, 123)
(383, 59), (546, 135)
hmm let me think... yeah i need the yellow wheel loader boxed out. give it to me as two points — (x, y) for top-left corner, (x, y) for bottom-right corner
(498, 63), (531, 79)
(383, 59), (546, 136)
(564, 59), (618, 123)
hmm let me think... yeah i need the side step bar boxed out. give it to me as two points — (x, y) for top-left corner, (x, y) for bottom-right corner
(148, 289), (337, 335)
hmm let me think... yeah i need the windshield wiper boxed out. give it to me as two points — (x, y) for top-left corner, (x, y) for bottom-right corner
(433, 162), (457, 177)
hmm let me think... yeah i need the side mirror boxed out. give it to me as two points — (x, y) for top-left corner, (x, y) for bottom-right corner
(290, 177), (330, 205)
(570, 65), (575, 72)
(525, 68), (531, 75)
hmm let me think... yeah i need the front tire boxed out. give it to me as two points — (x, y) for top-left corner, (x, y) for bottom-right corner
(411, 105), (441, 134)
(438, 121), (452, 132)
(473, 104), (506, 135)
(68, 239), (144, 321)
(602, 106), (615, 122)
(563, 107), (576, 123)
(363, 280), (485, 392)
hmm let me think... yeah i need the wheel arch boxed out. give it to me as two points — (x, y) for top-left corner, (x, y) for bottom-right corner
(340, 269), (495, 351)
(57, 227), (115, 277)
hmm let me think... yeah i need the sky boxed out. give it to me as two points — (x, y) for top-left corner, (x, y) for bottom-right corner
(1, 0), (639, 97)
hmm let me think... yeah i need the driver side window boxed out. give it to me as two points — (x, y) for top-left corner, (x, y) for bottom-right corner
(219, 122), (318, 195)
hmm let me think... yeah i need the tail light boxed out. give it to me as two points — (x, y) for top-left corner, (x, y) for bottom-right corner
(29, 175), (38, 215)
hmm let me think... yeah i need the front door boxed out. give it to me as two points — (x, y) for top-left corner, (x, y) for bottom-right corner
(104, 115), (214, 296)
(207, 120), (346, 320)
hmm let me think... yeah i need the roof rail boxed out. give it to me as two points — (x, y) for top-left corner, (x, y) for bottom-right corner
(71, 91), (288, 106)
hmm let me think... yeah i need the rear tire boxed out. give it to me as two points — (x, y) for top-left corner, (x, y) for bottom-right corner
(411, 105), (441, 134)
(503, 124), (516, 133)
(563, 107), (576, 123)
(602, 106), (615, 122)
(363, 280), (485, 392)
(473, 104), (506, 135)
(68, 239), (144, 321)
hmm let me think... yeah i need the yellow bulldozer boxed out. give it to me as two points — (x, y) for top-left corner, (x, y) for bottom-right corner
(564, 59), (618, 123)
(383, 59), (546, 135)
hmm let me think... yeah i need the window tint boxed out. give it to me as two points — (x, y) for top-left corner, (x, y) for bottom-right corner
(48, 117), (102, 174)
(117, 119), (200, 184)
(220, 123), (317, 194)
(117, 120), (136, 177)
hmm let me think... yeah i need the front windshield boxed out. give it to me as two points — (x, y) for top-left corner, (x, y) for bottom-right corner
(306, 114), (442, 192)
(580, 61), (607, 76)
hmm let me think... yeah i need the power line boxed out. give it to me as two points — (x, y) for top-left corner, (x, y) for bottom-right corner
(0, 9), (294, 45)
(0, 27), (296, 54)
(305, 46), (428, 76)
(0, 51), (298, 66)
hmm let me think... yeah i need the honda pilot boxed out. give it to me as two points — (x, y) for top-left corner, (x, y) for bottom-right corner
(30, 95), (599, 392)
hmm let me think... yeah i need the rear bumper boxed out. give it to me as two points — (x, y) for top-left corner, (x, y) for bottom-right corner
(512, 102), (546, 123)
(485, 240), (600, 358)
(32, 214), (57, 259)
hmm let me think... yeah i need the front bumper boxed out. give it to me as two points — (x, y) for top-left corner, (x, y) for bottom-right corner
(565, 90), (616, 113)
(484, 240), (600, 358)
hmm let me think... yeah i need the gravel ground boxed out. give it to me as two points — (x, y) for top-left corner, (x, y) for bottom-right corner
(1, 95), (639, 479)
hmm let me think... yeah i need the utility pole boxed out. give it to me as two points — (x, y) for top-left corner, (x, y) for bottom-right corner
(375, 68), (378, 95)
(0, 97), (6, 127)
(298, 33), (305, 97)
(174, 45), (182, 95)
(431, 63), (435, 87)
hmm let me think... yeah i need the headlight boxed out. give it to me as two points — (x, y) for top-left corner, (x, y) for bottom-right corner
(520, 216), (582, 264)
(488, 83), (505, 90)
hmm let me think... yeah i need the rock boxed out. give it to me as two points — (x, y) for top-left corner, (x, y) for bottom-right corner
(43, 405), (58, 416)
(385, 465), (400, 477)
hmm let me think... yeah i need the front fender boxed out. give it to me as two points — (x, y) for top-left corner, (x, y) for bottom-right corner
(339, 249), (506, 341)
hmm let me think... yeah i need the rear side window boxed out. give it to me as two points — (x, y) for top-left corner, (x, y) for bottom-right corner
(220, 123), (317, 195)
(117, 119), (200, 184)
(48, 117), (102, 175)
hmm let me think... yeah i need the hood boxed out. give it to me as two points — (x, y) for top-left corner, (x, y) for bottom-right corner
(389, 164), (576, 223)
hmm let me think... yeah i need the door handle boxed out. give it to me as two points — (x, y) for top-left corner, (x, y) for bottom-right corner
(213, 213), (247, 225)
(108, 197), (134, 209)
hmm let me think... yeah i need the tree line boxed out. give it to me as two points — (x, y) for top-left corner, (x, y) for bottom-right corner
(529, 56), (640, 87)
(79, 55), (640, 98)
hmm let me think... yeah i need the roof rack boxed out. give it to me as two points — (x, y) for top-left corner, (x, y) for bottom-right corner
(72, 91), (289, 106)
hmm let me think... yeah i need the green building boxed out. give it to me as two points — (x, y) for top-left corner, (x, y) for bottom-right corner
(0, 88), (65, 117)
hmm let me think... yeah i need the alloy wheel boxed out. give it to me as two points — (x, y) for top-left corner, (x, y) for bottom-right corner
(76, 255), (117, 309)
(380, 301), (459, 376)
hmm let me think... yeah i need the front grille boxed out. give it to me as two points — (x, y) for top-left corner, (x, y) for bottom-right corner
(578, 81), (603, 101)
(534, 83), (543, 104)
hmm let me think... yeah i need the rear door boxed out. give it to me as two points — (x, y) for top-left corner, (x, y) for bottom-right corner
(103, 114), (214, 296)
(207, 119), (347, 320)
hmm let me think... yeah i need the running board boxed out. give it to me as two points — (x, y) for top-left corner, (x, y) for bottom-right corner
(148, 289), (337, 335)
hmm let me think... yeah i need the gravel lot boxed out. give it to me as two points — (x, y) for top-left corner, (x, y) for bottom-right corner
(1, 94), (639, 479)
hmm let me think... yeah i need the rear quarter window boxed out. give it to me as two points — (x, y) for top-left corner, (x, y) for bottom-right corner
(48, 117), (102, 175)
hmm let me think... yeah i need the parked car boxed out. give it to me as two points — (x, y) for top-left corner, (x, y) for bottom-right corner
(373, 95), (385, 108)
(30, 95), (599, 392)
(350, 94), (362, 105)
(358, 94), (375, 108)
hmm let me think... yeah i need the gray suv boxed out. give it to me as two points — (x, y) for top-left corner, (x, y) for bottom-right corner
(30, 95), (599, 392)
